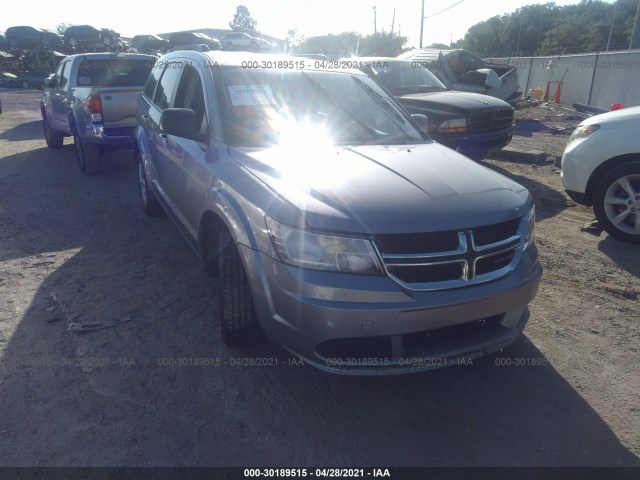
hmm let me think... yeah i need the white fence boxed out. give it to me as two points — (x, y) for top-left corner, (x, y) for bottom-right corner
(486, 50), (640, 110)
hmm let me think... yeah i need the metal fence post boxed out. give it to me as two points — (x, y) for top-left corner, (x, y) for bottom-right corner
(587, 52), (600, 106)
(524, 56), (534, 95)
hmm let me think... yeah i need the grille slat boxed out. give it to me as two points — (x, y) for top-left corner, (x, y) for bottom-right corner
(373, 218), (524, 291)
(468, 108), (514, 132)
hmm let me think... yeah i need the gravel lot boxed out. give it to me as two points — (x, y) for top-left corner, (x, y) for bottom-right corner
(0, 89), (638, 467)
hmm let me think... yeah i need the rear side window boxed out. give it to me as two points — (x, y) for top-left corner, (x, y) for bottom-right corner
(153, 62), (182, 110)
(75, 59), (156, 87)
(143, 64), (163, 98)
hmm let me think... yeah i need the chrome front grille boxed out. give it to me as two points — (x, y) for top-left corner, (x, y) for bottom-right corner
(373, 218), (523, 291)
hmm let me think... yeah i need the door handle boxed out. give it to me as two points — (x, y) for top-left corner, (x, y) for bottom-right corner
(158, 133), (168, 143)
(141, 114), (148, 120)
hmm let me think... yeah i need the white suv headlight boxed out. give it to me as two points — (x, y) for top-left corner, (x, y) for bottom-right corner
(568, 124), (599, 144)
(265, 217), (384, 275)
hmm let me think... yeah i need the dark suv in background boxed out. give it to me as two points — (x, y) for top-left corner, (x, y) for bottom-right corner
(131, 34), (170, 53)
(63, 25), (121, 50)
(354, 57), (515, 160)
(168, 31), (221, 50)
(4, 26), (63, 49)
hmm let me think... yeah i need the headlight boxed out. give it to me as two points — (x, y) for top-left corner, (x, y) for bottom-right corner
(435, 117), (467, 133)
(568, 124), (599, 144)
(265, 217), (384, 275)
(523, 205), (535, 250)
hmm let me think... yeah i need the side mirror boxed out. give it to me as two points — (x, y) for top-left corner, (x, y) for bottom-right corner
(411, 113), (429, 133)
(44, 76), (52, 88)
(160, 108), (198, 139)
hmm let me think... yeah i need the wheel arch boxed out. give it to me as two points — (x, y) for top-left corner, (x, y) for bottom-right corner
(197, 192), (264, 278)
(198, 211), (228, 276)
(585, 153), (640, 205)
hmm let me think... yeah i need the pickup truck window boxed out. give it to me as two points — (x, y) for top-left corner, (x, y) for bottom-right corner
(75, 59), (155, 87)
(52, 61), (65, 88)
(59, 62), (69, 88)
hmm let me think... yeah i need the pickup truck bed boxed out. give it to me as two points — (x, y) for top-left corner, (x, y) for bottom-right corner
(41, 52), (156, 175)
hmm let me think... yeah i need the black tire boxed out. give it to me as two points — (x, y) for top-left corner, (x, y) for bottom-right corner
(74, 134), (102, 175)
(68, 37), (79, 49)
(43, 116), (64, 148)
(136, 153), (163, 216)
(218, 229), (262, 347)
(593, 160), (640, 244)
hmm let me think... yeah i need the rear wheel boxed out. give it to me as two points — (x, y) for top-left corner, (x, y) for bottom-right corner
(74, 134), (102, 175)
(218, 229), (262, 347)
(68, 37), (79, 49)
(137, 153), (163, 216)
(593, 161), (640, 244)
(43, 115), (64, 148)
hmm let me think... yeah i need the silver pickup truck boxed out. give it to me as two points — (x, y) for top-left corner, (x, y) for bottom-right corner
(41, 52), (156, 174)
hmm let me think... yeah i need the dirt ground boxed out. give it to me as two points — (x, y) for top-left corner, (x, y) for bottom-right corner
(0, 89), (638, 467)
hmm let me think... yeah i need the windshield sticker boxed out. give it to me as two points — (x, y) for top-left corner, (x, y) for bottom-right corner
(228, 85), (276, 106)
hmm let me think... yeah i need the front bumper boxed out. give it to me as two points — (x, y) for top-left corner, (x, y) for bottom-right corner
(241, 244), (542, 375)
(561, 139), (603, 205)
(432, 125), (515, 157)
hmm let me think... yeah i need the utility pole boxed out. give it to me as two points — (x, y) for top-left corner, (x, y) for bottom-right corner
(373, 6), (377, 55)
(420, 0), (425, 48)
(391, 7), (396, 36)
(607, 2), (618, 51)
(516, 15), (522, 56)
(631, 0), (640, 50)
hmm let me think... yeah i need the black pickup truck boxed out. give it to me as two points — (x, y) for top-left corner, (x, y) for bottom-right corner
(353, 57), (515, 160)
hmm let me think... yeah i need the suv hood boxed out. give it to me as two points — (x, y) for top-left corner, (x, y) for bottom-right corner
(580, 105), (640, 126)
(230, 142), (530, 234)
(397, 91), (511, 115)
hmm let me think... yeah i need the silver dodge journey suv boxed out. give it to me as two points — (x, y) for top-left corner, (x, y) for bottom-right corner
(135, 51), (541, 374)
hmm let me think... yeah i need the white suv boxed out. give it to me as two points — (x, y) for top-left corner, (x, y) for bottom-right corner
(221, 32), (271, 50)
(561, 106), (640, 243)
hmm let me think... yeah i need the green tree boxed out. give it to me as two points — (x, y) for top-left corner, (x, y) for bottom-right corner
(229, 5), (258, 34)
(457, 0), (637, 56)
(296, 32), (407, 59)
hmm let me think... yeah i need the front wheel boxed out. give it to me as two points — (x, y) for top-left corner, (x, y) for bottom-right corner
(74, 134), (102, 175)
(218, 229), (263, 347)
(593, 160), (640, 244)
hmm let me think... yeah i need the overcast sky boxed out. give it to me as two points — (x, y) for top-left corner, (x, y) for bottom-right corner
(1, 0), (609, 48)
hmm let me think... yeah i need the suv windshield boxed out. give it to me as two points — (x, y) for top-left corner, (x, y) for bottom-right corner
(212, 67), (426, 148)
(368, 61), (447, 94)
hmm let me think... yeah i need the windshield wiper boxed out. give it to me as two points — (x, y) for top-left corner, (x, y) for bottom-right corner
(351, 75), (406, 124)
(300, 71), (379, 140)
